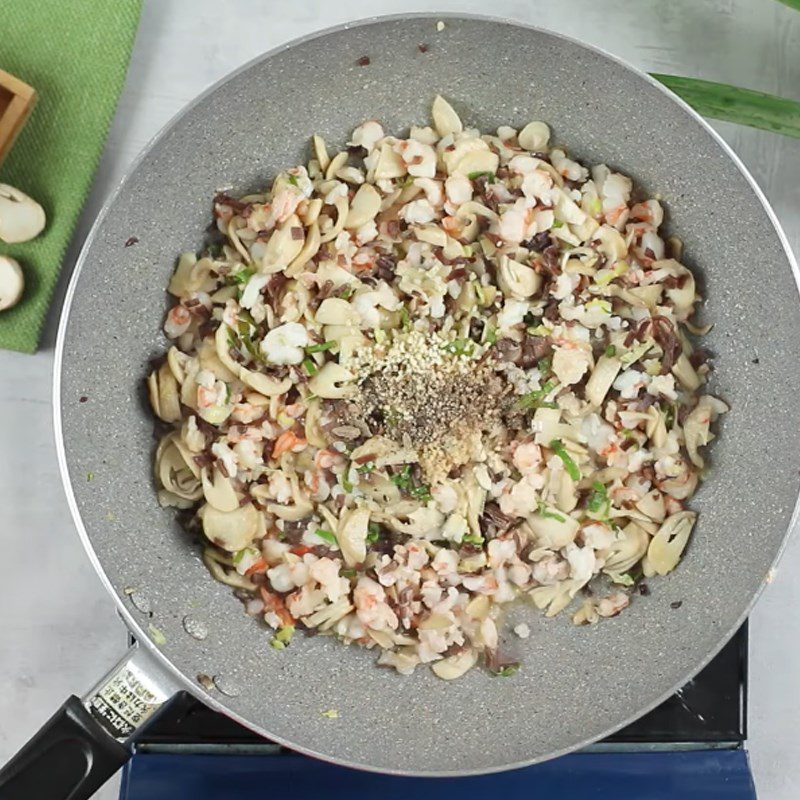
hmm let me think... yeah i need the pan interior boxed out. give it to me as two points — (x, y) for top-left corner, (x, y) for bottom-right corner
(57, 15), (800, 775)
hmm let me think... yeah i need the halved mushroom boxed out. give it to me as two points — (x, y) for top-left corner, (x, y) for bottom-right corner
(646, 511), (697, 576)
(155, 435), (202, 502)
(0, 184), (46, 243)
(452, 149), (499, 178)
(373, 143), (407, 180)
(315, 297), (359, 325)
(0, 255), (24, 311)
(337, 506), (370, 566)
(199, 502), (259, 552)
(214, 324), (291, 397)
(432, 647), (478, 680)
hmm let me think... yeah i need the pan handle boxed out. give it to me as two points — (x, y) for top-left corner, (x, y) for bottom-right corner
(0, 642), (180, 800)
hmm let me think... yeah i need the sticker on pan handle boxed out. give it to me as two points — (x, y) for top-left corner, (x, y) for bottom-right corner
(87, 659), (171, 740)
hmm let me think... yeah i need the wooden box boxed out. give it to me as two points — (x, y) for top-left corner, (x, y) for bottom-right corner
(0, 69), (37, 168)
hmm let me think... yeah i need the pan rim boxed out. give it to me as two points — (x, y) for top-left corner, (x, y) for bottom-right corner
(53, 11), (800, 776)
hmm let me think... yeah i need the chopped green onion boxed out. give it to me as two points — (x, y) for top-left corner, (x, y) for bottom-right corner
(665, 404), (677, 430)
(527, 324), (551, 337)
(229, 267), (255, 286)
(275, 625), (295, 645)
(609, 572), (635, 587)
(462, 532), (485, 546)
(357, 462), (375, 474)
(537, 356), (552, 374)
(467, 170), (495, 181)
(302, 357), (318, 376)
(287, 173), (299, 186)
(341, 468), (354, 493)
(307, 340), (335, 353)
(494, 663), (520, 677)
(516, 380), (557, 410)
(604, 344), (617, 357)
(537, 500), (566, 522)
(338, 286), (355, 300)
(340, 568), (357, 579)
(442, 338), (475, 357)
(549, 439), (581, 481)
(551, 219), (564, 229)
(366, 523), (381, 544)
(484, 326), (497, 345)
(315, 528), (337, 546)
(87, 472), (94, 482)
(270, 639), (286, 650)
(587, 481), (609, 515)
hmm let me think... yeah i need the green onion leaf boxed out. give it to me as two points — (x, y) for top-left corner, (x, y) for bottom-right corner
(516, 380), (557, 410)
(307, 340), (335, 353)
(549, 439), (581, 481)
(462, 532), (485, 546)
(302, 357), (318, 376)
(341, 467), (354, 493)
(366, 523), (381, 544)
(275, 625), (295, 645)
(651, 74), (800, 140)
(287, 173), (299, 187)
(537, 500), (566, 523)
(467, 170), (495, 181)
(315, 528), (337, 546)
(229, 267), (255, 286)
(587, 481), (610, 515)
(400, 306), (412, 332)
(442, 338), (475, 357)
(552, 219), (564, 229)
(604, 344), (617, 357)
(357, 462), (375, 474)
(537, 356), (552, 374)
(484, 325), (497, 345)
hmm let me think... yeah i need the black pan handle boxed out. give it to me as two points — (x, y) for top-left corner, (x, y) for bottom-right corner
(0, 643), (179, 800)
(0, 695), (131, 800)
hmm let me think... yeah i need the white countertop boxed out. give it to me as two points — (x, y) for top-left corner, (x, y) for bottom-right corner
(1, 1), (799, 797)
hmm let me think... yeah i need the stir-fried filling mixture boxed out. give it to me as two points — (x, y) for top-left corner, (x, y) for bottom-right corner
(148, 96), (727, 679)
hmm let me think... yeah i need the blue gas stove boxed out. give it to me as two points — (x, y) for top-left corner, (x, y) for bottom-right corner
(121, 625), (754, 800)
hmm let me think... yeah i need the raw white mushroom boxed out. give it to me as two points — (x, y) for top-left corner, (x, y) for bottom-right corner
(0, 255), (24, 311)
(0, 184), (46, 243)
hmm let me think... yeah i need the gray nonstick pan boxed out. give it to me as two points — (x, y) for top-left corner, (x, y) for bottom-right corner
(2, 13), (799, 800)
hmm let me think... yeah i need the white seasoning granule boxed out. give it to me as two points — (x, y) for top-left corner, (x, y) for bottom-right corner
(514, 623), (531, 639)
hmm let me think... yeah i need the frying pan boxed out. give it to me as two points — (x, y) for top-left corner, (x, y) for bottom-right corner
(2, 13), (799, 800)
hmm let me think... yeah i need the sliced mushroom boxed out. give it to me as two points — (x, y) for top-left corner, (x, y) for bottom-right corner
(646, 511), (697, 576)
(526, 508), (579, 548)
(497, 254), (541, 299)
(452, 149), (500, 178)
(0, 184), (46, 243)
(285, 221), (320, 277)
(214, 324), (291, 397)
(319, 196), (350, 244)
(595, 225), (628, 261)
(337, 506), (370, 566)
(602, 521), (649, 573)
(312, 134), (330, 172)
(672, 352), (701, 391)
(431, 95), (463, 138)
(518, 121), (551, 152)
(432, 647), (478, 680)
(308, 362), (356, 399)
(372, 143), (407, 180)
(199, 502), (259, 552)
(155, 435), (202, 501)
(315, 297), (359, 325)
(147, 362), (181, 423)
(345, 183), (382, 229)
(0, 255), (24, 311)
(261, 214), (305, 273)
(201, 467), (240, 512)
(635, 489), (666, 522)
(585, 355), (621, 407)
(684, 395), (728, 468)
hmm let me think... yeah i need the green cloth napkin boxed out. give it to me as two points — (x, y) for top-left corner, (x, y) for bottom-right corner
(0, 0), (142, 353)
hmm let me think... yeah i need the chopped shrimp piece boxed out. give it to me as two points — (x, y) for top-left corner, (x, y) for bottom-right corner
(272, 431), (307, 459)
